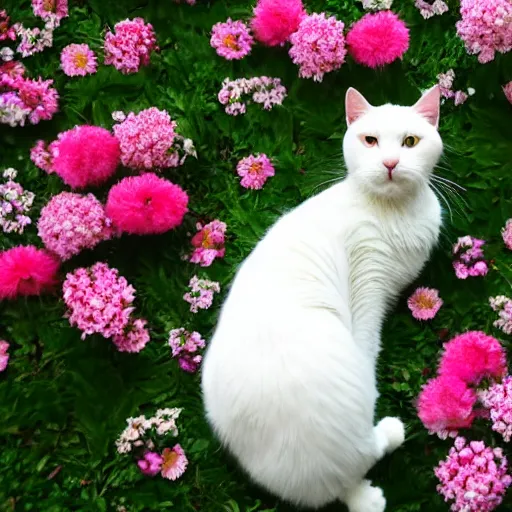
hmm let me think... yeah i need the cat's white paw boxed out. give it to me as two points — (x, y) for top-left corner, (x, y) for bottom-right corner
(346, 480), (386, 512)
(377, 416), (405, 453)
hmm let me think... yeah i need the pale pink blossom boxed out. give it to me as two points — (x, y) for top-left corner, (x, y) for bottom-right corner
(161, 444), (188, 480)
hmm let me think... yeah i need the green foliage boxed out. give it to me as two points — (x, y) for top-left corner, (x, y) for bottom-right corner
(1, 0), (512, 511)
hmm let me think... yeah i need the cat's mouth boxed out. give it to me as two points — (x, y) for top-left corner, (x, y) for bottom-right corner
(388, 169), (393, 181)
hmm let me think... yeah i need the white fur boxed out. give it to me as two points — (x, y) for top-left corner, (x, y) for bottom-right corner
(201, 88), (443, 510)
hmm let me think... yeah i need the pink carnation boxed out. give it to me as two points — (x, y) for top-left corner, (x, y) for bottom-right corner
(435, 437), (512, 511)
(0, 61), (26, 79)
(30, 140), (54, 173)
(37, 192), (113, 261)
(0, 92), (30, 127)
(14, 77), (59, 125)
(417, 376), (477, 438)
(104, 18), (157, 74)
(161, 444), (188, 481)
(289, 13), (346, 82)
(0, 341), (9, 372)
(251, 0), (306, 47)
(112, 319), (150, 353)
(0, 10), (17, 41)
(480, 376), (512, 442)
(168, 328), (206, 373)
(190, 220), (227, 267)
(236, 153), (275, 190)
(60, 44), (97, 77)
(439, 331), (507, 385)
(502, 218), (512, 249)
(452, 235), (488, 279)
(0, 245), (59, 300)
(32, 0), (68, 21)
(347, 11), (409, 69)
(137, 451), (163, 477)
(456, 0), (512, 64)
(211, 18), (254, 60)
(183, 276), (220, 313)
(407, 287), (443, 321)
(51, 125), (120, 189)
(106, 173), (188, 235)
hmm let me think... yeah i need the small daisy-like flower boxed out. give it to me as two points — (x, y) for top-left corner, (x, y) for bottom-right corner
(60, 44), (97, 77)
(161, 444), (188, 480)
(210, 18), (254, 60)
(407, 287), (443, 320)
(236, 154), (275, 190)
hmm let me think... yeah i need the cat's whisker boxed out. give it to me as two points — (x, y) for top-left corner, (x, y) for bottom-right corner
(429, 181), (454, 221)
(432, 174), (466, 192)
(430, 177), (469, 211)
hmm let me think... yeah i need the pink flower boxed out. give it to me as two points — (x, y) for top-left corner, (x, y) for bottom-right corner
(454, 90), (468, 106)
(289, 13), (346, 82)
(15, 19), (56, 57)
(112, 319), (151, 353)
(456, 0), (512, 64)
(407, 287), (443, 321)
(37, 192), (113, 261)
(190, 219), (226, 267)
(13, 77), (59, 125)
(452, 235), (488, 279)
(0, 92), (30, 127)
(439, 331), (507, 385)
(183, 276), (220, 313)
(236, 154), (275, 190)
(504, 82), (512, 104)
(112, 107), (182, 170)
(0, 61), (26, 79)
(435, 437), (512, 511)
(30, 140), (54, 173)
(414, 0), (448, 19)
(0, 246), (60, 299)
(502, 218), (512, 249)
(480, 376), (512, 442)
(250, 0), (306, 47)
(137, 451), (163, 477)
(210, 18), (253, 60)
(106, 173), (188, 235)
(489, 296), (512, 336)
(0, 169), (35, 235)
(161, 444), (188, 480)
(60, 44), (97, 77)
(0, 10), (17, 41)
(0, 341), (9, 372)
(437, 69), (455, 99)
(50, 125), (120, 189)
(347, 11), (409, 69)
(168, 328), (206, 373)
(417, 376), (477, 438)
(32, 0), (68, 21)
(104, 18), (157, 74)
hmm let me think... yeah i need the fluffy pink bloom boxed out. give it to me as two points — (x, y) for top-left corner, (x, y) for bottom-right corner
(0, 341), (9, 372)
(112, 107), (181, 170)
(106, 173), (188, 235)
(0, 10), (17, 41)
(489, 296), (512, 336)
(504, 82), (512, 104)
(60, 44), (97, 77)
(347, 11), (409, 69)
(452, 235), (488, 279)
(456, 0), (512, 64)
(236, 153), (275, 190)
(0, 245), (59, 299)
(250, 0), (306, 47)
(415, 0), (448, 19)
(32, 0), (68, 21)
(211, 18), (253, 60)
(51, 126), (120, 189)
(62, 262), (136, 340)
(183, 276), (220, 313)
(38, 192), (113, 261)
(480, 376), (512, 442)
(161, 444), (188, 481)
(439, 331), (507, 385)
(137, 451), (163, 476)
(190, 219), (226, 267)
(407, 287), (443, 321)
(14, 77), (59, 124)
(502, 218), (512, 249)
(289, 13), (346, 82)
(417, 376), (477, 438)
(435, 437), (512, 511)
(168, 328), (206, 373)
(1, 168), (35, 235)
(113, 319), (150, 353)
(104, 18), (157, 74)
(30, 140), (54, 173)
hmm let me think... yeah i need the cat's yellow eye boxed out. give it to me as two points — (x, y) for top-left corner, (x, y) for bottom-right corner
(403, 135), (420, 148)
(364, 136), (378, 147)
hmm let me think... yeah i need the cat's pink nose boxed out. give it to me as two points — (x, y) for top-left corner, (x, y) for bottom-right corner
(383, 159), (399, 171)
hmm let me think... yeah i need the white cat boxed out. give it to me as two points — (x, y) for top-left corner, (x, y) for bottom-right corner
(201, 86), (443, 512)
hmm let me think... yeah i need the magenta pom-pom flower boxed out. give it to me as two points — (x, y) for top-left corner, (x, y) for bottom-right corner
(168, 328), (206, 373)
(104, 18), (157, 74)
(38, 192), (113, 261)
(435, 437), (512, 511)
(161, 444), (188, 481)
(502, 218), (512, 249)
(183, 276), (220, 313)
(106, 173), (188, 236)
(452, 235), (488, 279)
(60, 44), (97, 77)
(439, 331), (507, 386)
(0, 245), (60, 300)
(347, 11), (409, 69)
(236, 153), (275, 190)
(490, 296), (512, 336)
(190, 219), (227, 267)
(0, 341), (10, 372)
(112, 319), (151, 353)
(137, 452), (163, 477)
(407, 287), (443, 321)
(210, 18), (254, 60)
(289, 13), (347, 82)
(251, 0), (306, 47)
(32, 0), (68, 22)
(481, 376), (512, 442)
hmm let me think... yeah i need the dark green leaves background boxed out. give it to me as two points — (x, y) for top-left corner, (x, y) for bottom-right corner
(1, 0), (511, 510)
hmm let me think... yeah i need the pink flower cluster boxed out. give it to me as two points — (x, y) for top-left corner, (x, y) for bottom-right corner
(504, 82), (512, 104)
(435, 437), (511, 511)
(113, 319), (150, 353)
(415, 0), (448, 20)
(210, 18), (253, 60)
(0, 10), (17, 42)
(190, 219), (226, 267)
(32, 0), (68, 22)
(60, 44), (97, 77)
(0, 341), (9, 372)
(436, 69), (469, 105)
(489, 296), (512, 336)
(289, 13), (346, 82)
(218, 76), (287, 115)
(407, 287), (443, 320)
(116, 408), (188, 481)
(236, 153), (275, 190)
(37, 192), (113, 261)
(480, 377), (512, 442)
(452, 236), (488, 279)
(16, 16), (58, 58)
(183, 276), (220, 313)
(0, 168), (34, 234)
(456, 0), (512, 64)
(502, 218), (512, 250)
(104, 18), (157, 74)
(168, 328), (206, 373)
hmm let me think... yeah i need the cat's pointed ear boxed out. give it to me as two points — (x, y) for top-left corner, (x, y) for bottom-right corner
(413, 85), (440, 128)
(345, 88), (372, 126)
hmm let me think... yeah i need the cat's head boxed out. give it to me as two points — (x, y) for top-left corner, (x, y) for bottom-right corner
(342, 86), (442, 200)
